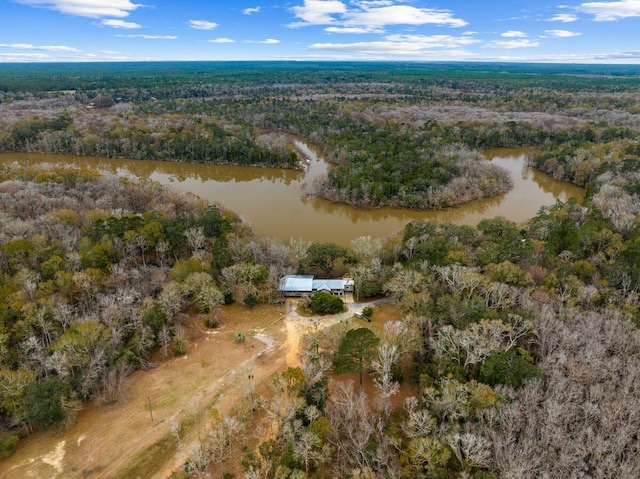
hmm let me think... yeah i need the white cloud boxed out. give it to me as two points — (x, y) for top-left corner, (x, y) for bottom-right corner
(310, 41), (471, 57)
(16, 0), (141, 18)
(545, 29), (583, 37)
(501, 30), (527, 37)
(0, 48), (108, 62)
(0, 43), (81, 52)
(101, 19), (141, 29)
(572, 50), (640, 60)
(325, 26), (382, 33)
(189, 20), (218, 30)
(0, 53), (51, 61)
(351, 0), (394, 6)
(484, 50), (640, 63)
(243, 6), (261, 15)
(486, 39), (540, 49)
(117, 34), (178, 39)
(245, 38), (280, 44)
(344, 5), (468, 28)
(290, 0), (347, 26)
(547, 13), (579, 22)
(101, 50), (124, 54)
(385, 34), (481, 47)
(578, 0), (640, 21)
(289, 0), (467, 29)
(208, 38), (235, 43)
(309, 33), (479, 57)
(347, 5), (467, 27)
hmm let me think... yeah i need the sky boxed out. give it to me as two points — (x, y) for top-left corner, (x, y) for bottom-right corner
(1, 0), (640, 63)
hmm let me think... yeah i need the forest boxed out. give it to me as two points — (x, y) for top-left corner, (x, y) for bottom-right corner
(0, 62), (639, 478)
(3, 62), (639, 210)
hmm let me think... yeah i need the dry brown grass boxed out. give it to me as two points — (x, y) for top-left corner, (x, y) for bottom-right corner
(0, 303), (287, 479)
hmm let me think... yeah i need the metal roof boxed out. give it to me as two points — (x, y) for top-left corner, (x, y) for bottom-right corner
(279, 275), (314, 292)
(312, 280), (345, 291)
(279, 275), (347, 293)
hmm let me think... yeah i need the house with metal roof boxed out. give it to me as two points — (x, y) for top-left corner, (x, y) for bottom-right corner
(279, 275), (314, 297)
(279, 275), (354, 297)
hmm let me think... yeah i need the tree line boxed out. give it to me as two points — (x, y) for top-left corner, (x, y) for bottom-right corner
(0, 110), (298, 169)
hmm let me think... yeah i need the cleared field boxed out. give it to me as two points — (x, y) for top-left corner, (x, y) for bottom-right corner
(0, 304), (288, 479)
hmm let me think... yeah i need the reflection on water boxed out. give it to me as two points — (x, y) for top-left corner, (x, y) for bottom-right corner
(0, 146), (584, 246)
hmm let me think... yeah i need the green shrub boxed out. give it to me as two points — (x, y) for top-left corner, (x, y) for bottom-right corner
(203, 317), (219, 329)
(24, 377), (71, 429)
(480, 348), (542, 389)
(310, 291), (344, 315)
(174, 338), (187, 356)
(358, 279), (382, 298)
(143, 302), (167, 337)
(0, 432), (19, 459)
(169, 258), (202, 282)
(223, 291), (234, 304)
(244, 293), (258, 309)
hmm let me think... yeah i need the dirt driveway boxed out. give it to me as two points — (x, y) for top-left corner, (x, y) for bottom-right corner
(0, 298), (383, 479)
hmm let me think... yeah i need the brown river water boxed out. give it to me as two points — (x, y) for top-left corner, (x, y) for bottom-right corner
(0, 143), (584, 246)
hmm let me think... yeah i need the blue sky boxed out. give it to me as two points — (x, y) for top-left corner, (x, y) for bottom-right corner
(1, 0), (640, 63)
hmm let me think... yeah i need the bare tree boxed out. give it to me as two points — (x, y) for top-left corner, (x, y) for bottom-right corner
(402, 397), (437, 439)
(208, 417), (243, 479)
(370, 343), (400, 416)
(326, 381), (373, 473)
(483, 305), (640, 478)
(185, 226), (207, 259)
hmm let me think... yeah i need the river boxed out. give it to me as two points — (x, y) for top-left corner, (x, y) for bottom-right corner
(0, 144), (584, 246)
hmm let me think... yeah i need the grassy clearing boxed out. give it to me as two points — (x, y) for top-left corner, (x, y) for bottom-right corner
(0, 302), (286, 479)
(114, 433), (177, 479)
